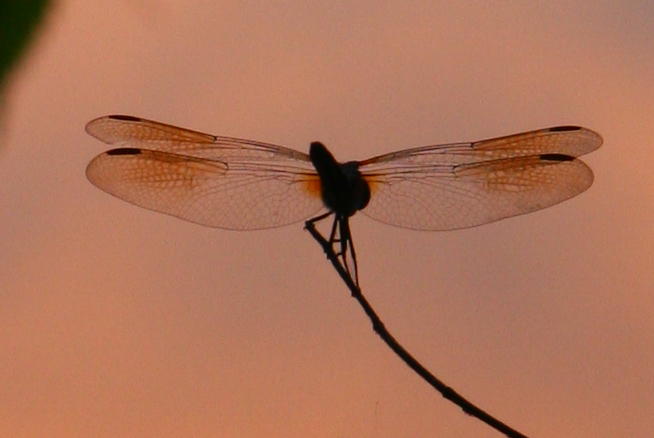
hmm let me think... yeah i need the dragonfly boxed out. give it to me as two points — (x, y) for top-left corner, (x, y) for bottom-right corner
(86, 115), (602, 285)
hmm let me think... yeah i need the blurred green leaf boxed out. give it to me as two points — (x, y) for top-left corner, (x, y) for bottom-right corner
(0, 0), (51, 90)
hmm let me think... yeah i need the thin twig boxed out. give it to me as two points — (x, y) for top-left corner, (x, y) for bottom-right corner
(305, 220), (529, 438)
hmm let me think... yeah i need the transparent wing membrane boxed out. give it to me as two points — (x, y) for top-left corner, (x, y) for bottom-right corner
(359, 126), (602, 230)
(87, 117), (601, 232)
(360, 126), (601, 166)
(86, 116), (324, 230)
(86, 115), (314, 161)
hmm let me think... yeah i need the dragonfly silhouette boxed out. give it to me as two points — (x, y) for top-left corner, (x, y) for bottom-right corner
(86, 115), (602, 285)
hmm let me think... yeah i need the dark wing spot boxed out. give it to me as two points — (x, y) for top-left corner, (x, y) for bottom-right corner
(108, 115), (141, 121)
(540, 153), (574, 161)
(549, 126), (581, 132)
(107, 148), (141, 155)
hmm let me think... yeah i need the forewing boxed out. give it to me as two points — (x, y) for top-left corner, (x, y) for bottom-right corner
(85, 115), (312, 162)
(359, 126), (602, 230)
(361, 126), (601, 166)
(86, 116), (324, 230)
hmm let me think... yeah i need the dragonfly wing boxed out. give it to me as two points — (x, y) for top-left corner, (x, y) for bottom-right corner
(86, 116), (325, 230)
(85, 115), (313, 161)
(361, 126), (601, 165)
(359, 126), (602, 230)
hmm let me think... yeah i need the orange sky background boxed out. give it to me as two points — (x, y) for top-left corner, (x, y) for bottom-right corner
(2, 1), (653, 437)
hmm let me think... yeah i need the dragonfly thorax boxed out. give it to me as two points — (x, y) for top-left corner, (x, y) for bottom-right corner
(310, 142), (371, 217)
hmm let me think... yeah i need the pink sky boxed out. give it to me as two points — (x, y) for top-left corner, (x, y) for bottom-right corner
(2, 1), (653, 436)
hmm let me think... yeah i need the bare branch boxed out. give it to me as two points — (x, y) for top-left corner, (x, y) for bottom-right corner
(305, 219), (529, 438)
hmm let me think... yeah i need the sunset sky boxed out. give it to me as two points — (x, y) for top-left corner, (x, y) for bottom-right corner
(2, 1), (653, 437)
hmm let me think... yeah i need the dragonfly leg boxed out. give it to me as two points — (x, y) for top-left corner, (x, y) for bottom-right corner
(305, 211), (332, 228)
(329, 215), (339, 245)
(306, 212), (340, 251)
(305, 212), (358, 286)
(338, 217), (359, 286)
